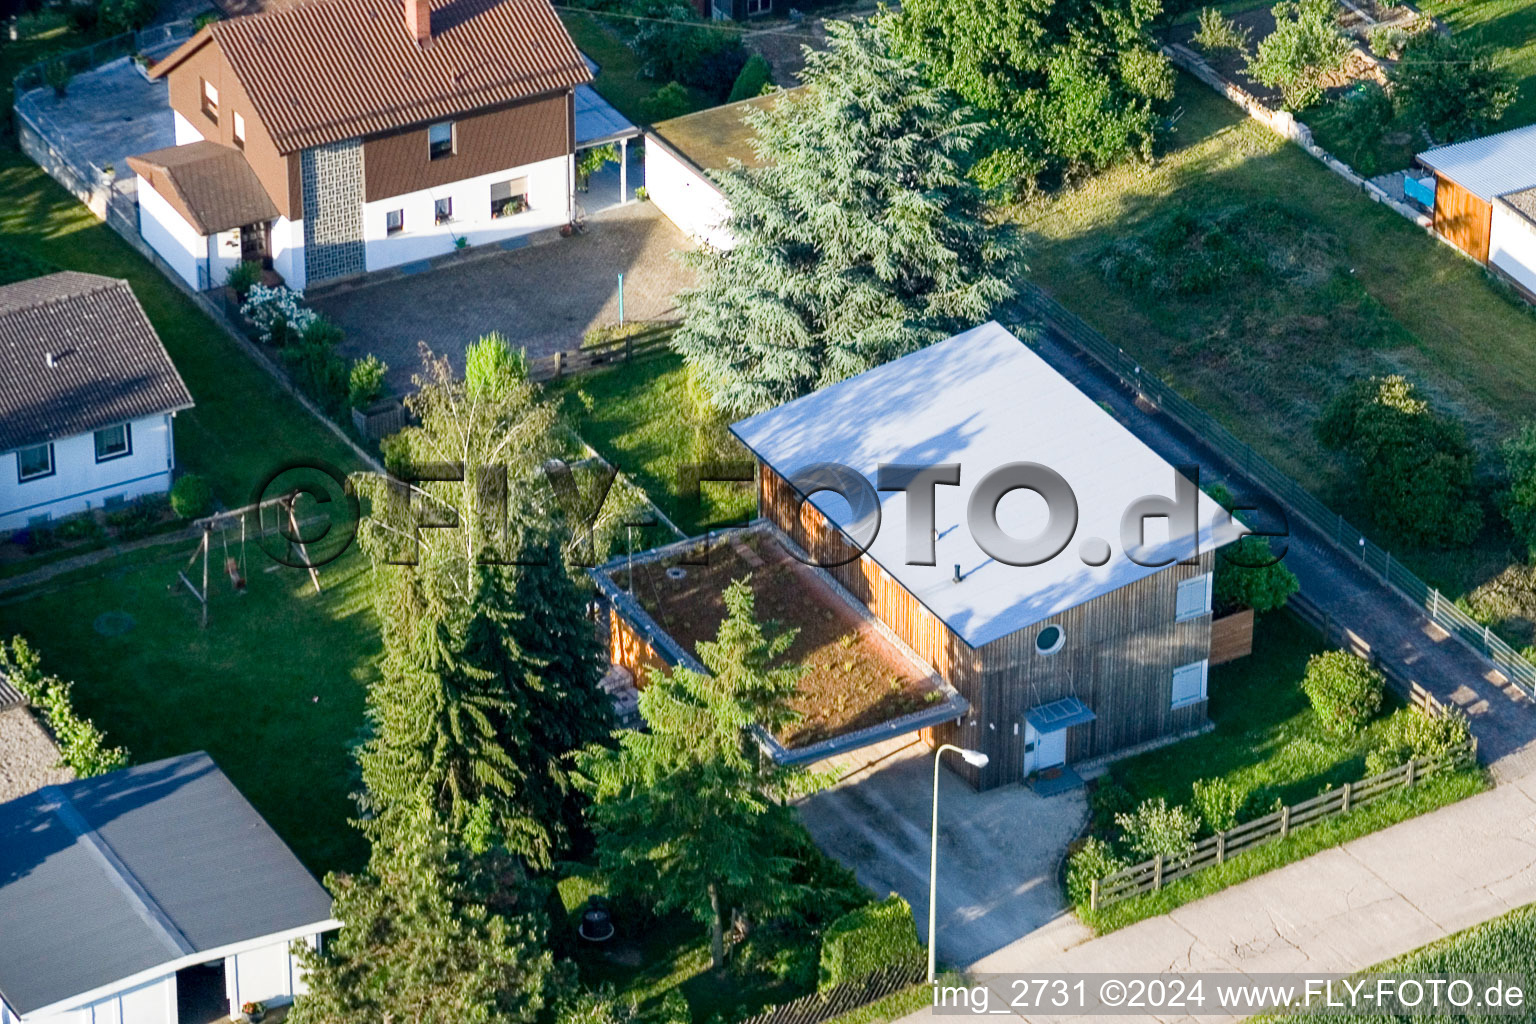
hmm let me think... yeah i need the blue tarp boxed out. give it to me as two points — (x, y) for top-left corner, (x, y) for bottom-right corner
(1404, 175), (1437, 208)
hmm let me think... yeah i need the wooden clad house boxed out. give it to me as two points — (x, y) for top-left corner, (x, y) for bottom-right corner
(129, 0), (591, 291)
(728, 322), (1245, 790)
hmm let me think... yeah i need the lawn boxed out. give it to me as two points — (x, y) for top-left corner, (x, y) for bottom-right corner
(0, 541), (377, 872)
(1256, 901), (1536, 1020)
(0, 149), (363, 506)
(1015, 72), (1536, 618)
(560, 11), (716, 125)
(546, 352), (757, 537)
(1077, 611), (1490, 933)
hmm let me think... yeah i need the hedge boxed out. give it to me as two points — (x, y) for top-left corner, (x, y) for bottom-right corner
(818, 895), (924, 991)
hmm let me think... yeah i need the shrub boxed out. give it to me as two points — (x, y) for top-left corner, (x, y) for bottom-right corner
(1215, 534), (1299, 613)
(1365, 706), (1472, 775)
(465, 333), (528, 397)
(105, 495), (169, 539)
(45, 60), (72, 97)
(1089, 779), (1136, 833)
(817, 894), (924, 990)
(225, 260), (262, 297)
(641, 81), (693, 122)
(1500, 421), (1536, 560)
(634, 11), (747, 99)
(100, 0), (159, 33)
(1366, 24), (1407, 59)
(52, 513), (107, 546)
(577, 143), (619, 189)
(1244, 0), (1351, 110)
(1191, 777), (1245, 833)
(650, 990), (690, 1024)
(1301, 650), (1385, 735)
(240, 284), (317, 345)
(728, 53), (774, 102)
(1066, 837), (1126, 907)
(0, 245), (56, 287)
(1316, 376), (1483, 548)
(1, 636), (129, 776)
(1392, 33), (1515, 144)
(1331, 81), (1395, 175)
(1192, 8), (1251, 55)
(283, 317), (349, 413)
(348, 354), (389, 410)
(553, 985), (637, 1024)
(170, 474), (214, 519)
(1115, 798), (1201, 860)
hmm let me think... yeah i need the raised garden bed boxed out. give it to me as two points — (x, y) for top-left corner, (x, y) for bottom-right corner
(602, 528), (962, 756)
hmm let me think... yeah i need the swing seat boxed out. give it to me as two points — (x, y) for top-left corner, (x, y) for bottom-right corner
(226, 557), (247, 592)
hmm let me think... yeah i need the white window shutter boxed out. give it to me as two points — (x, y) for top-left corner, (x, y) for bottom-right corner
(1171, 659), (1208, 709)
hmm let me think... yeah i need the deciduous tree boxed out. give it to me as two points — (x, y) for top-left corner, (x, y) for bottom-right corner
(1392, 33), (1514, 144)
(1244, 0), (1351, 110)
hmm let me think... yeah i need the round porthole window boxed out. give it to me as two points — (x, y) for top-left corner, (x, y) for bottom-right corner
(1035, 624), (1065, 655)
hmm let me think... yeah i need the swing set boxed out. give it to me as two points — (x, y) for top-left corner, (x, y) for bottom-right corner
(173, 492), (324, 628)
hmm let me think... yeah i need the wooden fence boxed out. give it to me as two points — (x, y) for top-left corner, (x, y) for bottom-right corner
(527, 323), (676, 383)
(1287, 591), (1450, 719)
(736, 961), (927, 1024)
(1089, 740), (1476, 910)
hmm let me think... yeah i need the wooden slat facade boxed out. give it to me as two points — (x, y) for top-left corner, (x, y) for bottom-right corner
(1433, 174), (1493, 262)
(1210, 608), (1255, 665)
(759, 463), (1215, 790)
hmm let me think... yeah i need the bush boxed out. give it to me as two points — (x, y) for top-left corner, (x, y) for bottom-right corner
(100, 0), (159, 33)
(45, 60), (72, 97)
(1215, 534), (1299, 613)
(1331, 81), (1395, 175)
(728, 54), (774, 102)
(348, 354), (389, 410)
(1244, 0), (1351, 110)
(1191, 777), (1245, 833)
(105, 495), (169, 539)
(649, 990), (690, 1024)
(1500, 421), (1536, 560)
(1, 636), (129, 777)
(1366, 23), (1408, 59)
(1089, 779), (1136, 834)
(1114, 798), (1200, 860)
(0, 245), (56, 287)
(52, 513), (107, 546)
(240, 284), (317, 346)
(225, 260), (262, 297)
(641, 81), (693, 122)
(1301, 650), (1385, 735)
(553, 985), (637, 1024)
(817, 895), (924, 990)
(633, 10), (747, 99)
(1391, 32), (1515, 144)
(1316, 376), (1483, 548)
(1192, 8), (1251, 55)
(283, 317), (349, 413)
(1066, 837), (1126, 907)
(170, 474), (214, 520)
(464, 333), (528, 397)
(1365, 706), (1472, 775)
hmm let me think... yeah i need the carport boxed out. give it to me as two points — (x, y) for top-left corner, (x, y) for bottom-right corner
(575, 71), (642, 211)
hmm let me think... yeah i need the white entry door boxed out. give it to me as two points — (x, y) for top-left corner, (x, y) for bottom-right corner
(1023, 722), (1067, 777)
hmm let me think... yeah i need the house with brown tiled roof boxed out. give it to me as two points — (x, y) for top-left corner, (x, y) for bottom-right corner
(129, 0), (592, 291)
(0, 273), (193, 533)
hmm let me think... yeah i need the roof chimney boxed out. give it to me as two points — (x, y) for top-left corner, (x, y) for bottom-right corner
(404, 0), (431, 46)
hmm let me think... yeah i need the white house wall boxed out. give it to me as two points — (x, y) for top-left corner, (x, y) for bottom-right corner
(136, 175), (207, 290)
(359, 155), (567, 271)
(271, 216), (306, 291)
(0, 413), (175, 532)
(173, 110), (203, 146)
(224, 935), (318, 1014)
(1491, 202), (1536, 296)
(643, 140), (734, 249)
(1, 974), (176, 1024)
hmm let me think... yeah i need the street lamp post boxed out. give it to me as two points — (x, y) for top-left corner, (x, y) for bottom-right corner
(928, 743), (989, 983)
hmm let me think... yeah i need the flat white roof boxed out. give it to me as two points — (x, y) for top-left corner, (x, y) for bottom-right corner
(1418, 123), (1536, 201)
(730, 322), (1244, 648)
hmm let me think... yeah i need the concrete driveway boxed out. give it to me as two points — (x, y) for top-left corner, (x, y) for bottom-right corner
(314, 201), (696, 393)
(797, 738), (1087, 968)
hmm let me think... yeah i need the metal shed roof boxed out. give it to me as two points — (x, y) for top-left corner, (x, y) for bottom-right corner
(730, 322), (1245, 649)
(0, 752), (335, 1017)
(1418, 123), (1536, 201)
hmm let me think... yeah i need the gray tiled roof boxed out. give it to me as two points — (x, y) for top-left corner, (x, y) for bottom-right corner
(0, 752), (335, 1017)
(0, 273), (193, 453)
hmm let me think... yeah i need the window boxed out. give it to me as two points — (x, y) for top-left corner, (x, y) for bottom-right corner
(746, 0), (770, 14)
(1174, 573), (1213, 622)
(201, 78), (219, 121)
(489, 178), (529, 219)
(1170, 659), (1209, 709)
(433, 197), (453, 225)
(1034, 623), (1065, 656)
(428, 122), (454, 160)
(94, 423), (131, 462)
(386, 209), (405, 235)
(233, 111), (246, 148)
(16, 443), (53, 482)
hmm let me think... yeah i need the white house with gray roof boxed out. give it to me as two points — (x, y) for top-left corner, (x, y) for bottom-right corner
(0, 752), (339, 1024)
(0, 272), (193, 533)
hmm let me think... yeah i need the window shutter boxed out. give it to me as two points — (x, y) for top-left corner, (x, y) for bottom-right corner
(1175, 573), (1212, 621)
(1171, 660), (1208, 709)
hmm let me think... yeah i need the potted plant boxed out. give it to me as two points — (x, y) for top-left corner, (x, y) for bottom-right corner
(241, 1001), (267, 1023)
(131, 52), (154, 81)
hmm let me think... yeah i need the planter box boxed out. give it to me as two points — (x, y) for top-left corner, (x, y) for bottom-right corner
(350, 397), (407, 440)
(131, 59), (154, 82)
(1211, 607), (1255, 665)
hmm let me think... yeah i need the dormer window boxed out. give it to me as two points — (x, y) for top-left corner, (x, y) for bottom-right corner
(233, 111), (246, 149)
(201, 78), (219, 122)
(428, 121), (454, 160)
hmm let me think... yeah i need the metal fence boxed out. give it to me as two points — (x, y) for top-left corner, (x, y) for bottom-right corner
(736, 961), (927, 1024)
(1020, 285), (1536, 697)
(11, 18), (196, 95)
(1089, 738), (1477, 910)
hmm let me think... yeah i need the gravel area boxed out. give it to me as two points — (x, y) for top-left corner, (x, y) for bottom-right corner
(0, 707), (73, 803)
